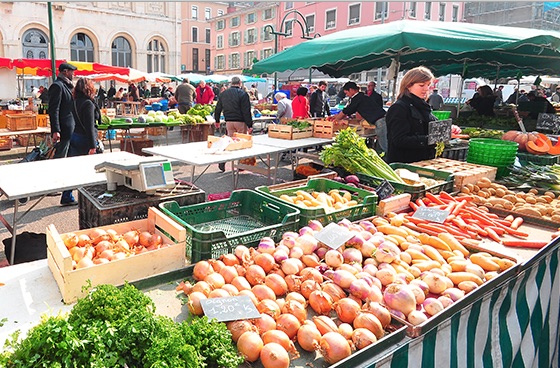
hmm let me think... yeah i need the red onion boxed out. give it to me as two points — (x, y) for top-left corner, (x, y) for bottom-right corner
(383, 283), (417, 316)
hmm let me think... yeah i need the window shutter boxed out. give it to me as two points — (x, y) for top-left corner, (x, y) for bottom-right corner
(244, 30), (248, 44)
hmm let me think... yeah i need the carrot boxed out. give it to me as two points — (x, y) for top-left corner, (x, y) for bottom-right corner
(452, 216), (469, 230)
(425, 192), (445, 205)
(404, 215), (428, 225)
(402, 222), (440, 237)
(416, 198), (426, 207)
(409, 201), (419, 211)
(416, 223), (446, 234)
(451, 200), (467, 216)
(463, 208), (497, 227)
(494, 223), (529, 238)
(510, 217), (524, 230)
(487, 226), (505, 236)
(417, 222), (470, 238)
(445, 202), (457, 213)
(502, 240), (549, 249)
(438, 191), (457, 202)
(486, 227), (502, 243)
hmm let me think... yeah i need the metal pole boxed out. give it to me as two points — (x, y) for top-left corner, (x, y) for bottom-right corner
(47, 2), (56, 82)
(274, 34), (278, 91)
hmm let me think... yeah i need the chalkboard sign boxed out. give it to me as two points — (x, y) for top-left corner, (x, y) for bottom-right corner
(375, 180), (395, 200)
(412, 206), (450, 224)
(536, 113), (560, 134)
(200, 295), (261, 322)
(427, 119), (452, 145)
(314, 222), (354, 249)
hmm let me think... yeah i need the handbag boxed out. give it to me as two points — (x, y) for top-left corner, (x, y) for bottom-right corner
(74, 100), (103, 154)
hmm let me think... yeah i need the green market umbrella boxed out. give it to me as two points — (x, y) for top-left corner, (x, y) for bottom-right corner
(251, 20), (560, 78)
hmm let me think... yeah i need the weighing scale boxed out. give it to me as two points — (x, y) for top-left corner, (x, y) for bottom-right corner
(94, 157), (175, 193)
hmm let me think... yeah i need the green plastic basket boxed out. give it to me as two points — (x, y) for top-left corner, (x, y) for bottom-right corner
(159, 190), (300, 263)
(467, 138), (518, 167)
(432, 111), (451, 120)
(356, 163), (455, 201)
(256, 178), (377, 227)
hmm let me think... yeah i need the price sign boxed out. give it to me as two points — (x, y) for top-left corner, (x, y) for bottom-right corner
(536, 113), (560, 134)
(200, 295), (261, 322)
(314, 222), (354, 249)
(412, 206), (450, 224)
(375, 179), (395, 200)
(428, 119), (452, 145)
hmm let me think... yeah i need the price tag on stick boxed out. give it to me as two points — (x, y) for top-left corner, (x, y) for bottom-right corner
(375, 179), (395, 200)
(314, 222), (354, 249)
(200, 295), (261, 322)
(412, 206), (450, 224)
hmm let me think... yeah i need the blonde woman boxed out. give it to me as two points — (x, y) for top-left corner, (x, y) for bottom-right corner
(385, 66), (437, 163)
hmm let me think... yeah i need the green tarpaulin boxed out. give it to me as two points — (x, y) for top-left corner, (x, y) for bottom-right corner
(251, 20), (560, 78)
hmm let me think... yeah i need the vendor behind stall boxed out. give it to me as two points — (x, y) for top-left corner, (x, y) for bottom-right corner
(467, 85), (496, 117)
(526, 90), (556, 119)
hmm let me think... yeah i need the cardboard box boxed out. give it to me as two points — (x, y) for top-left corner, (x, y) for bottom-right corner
(207, 132), (252, 150)
(268, 123), (313, 140)
(47, 207), (187, 304)
(6, 114), (37, 131)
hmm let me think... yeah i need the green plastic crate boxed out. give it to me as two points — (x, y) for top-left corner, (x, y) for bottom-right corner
(356, 163), (455, 201)
(158, 190), (300, 263)
(516, 151), (560, 165)
(256, 178), (377, 227)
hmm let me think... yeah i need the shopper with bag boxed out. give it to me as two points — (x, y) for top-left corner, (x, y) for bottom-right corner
(71, 78), (101, 157)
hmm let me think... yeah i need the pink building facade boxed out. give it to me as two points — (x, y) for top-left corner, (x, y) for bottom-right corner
(207, 2), (465, 76)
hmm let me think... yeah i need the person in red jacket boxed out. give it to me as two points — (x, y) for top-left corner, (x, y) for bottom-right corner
(292, 86), (310, 118)
(195, 80), (215, 105)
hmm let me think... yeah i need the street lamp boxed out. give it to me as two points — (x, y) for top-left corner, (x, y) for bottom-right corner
(264, 9), (318, 92)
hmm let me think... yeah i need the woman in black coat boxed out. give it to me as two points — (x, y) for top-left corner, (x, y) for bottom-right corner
(70, 78), (99, 157)
(385, 66), (437, 164)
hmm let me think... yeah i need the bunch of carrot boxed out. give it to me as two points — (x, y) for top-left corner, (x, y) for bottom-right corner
(401, 192), (548, 249)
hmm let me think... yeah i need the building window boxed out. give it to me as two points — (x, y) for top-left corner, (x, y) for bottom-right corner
(375, 2), (388, 20)
(246, 28), (257, 44)
(439, 3), (445, 21)
(205, 7), (211, 20)
(230, 16), (240, 27)
(262, 48), (273, 59)
(216, 54), (225, 70)
(217, 35), (223, 49)
(409, 2), (417, 17)
(216, 20), (225, 31)
(263, 8), (274, 20)
(349, 4), (360, 25)
(285, 19), (293, 36)
(147, 38), (166, 73)
(191, 6), (198, 20)
(285, 1), (293, 10)
(244, 50), (255, 68)
(192, 27), (198, 43)
(247, 12), (256, 24)
(193, 48), (199, 72)
(205, 49), (210, 72)
(205, 29), (211, 43)
(229, 31), (240, 47)
(326, 9), (336, 29)
(70, 32), (94, 62)
(262, 25), (273, 41)
(425, 2), (432, 20)
(112, 36), (132, 67)
(306, 14), (315, 33)
(452, 5), (459, 21)
(22, 28), (49, 59)
(230, 53), (240, 69)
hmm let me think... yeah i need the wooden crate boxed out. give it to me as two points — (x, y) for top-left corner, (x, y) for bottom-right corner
(313, 119), (351, 138)
(6, 114), (37, 131)
(268, 123), (313, 140)
(36, 114), (50, 127)
(207, 132), (252, 150)
(412, 158), (497, 191)
(16, 133), (46, 147)
(47, 207), (187, 304)
(101, 108), (117, 119)
(0, 137), (13, 151)
(119, 138), (153, 156)
(145, 126), (167, 136)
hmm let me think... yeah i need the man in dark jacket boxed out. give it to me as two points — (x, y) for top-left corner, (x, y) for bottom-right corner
(214, 76), (253, 171)
(309, 80), (331, 118)
(48, 62), (77, 205)
(174, 78), (196, 113)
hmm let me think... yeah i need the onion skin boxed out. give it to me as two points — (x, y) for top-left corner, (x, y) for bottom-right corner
(362, 301), (392, 329)
(297, 323), (321, 352)
(276, 313), (301, 340)
(265, 273), (289, 296)
(353, 312), (384, 339)
(281, 299), (307, 324)
(308, 290), (334, 315)
(334, 298), (361, 324)
(227, 320), (255, 342)
(237, 331), (263, 363)
(262, 331), (299, 359)
(319, 332), (352, 364)
(321, 282), (346, 302)
(257, 299), (281, 320)
(300, 279), (321, 300)
(260, 342), (291, 368)
(383, 283), (417, 316)
(352, 328), (378, 350)
(193, 260), (214, 281)
(313, 315), (338, 335)
(187, 291), (206, 316)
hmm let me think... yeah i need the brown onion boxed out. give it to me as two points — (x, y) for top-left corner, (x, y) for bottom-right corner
(281, 258), (301, 275)
(187, 291), (206, 315)
(276, 313), (301, 340)
(63, 233), (79, 249)
(208, 259), (225, 272)
(234, 245), (251, 265)
(254, 252), (277, 274)
(338, 323), (354, 340)
(257, 299), (281, 320)
(252, 312), (277, 334)
(334, 298), (361, 324)
(260, 342), (290, 368)
(227, 320), (255, 342)
(220, 253), (240, 266)
(301, 253), (321, 267)
(237, 331), (263, 362)
(321, 282), (347, 302)
(297, 323), (321, 351)
(77, 233), (92, 248)
(192, 280), (212, 296)
(265, 273), (288, 296)
(285, 292), (306, 306)
(308, 290), (334, 315)
(284, 275), (302, 292)
(208, 288), (230, 299)
(262, 331), (299, 359)
(281, 299), (307, 324)
(313, 315), (338, 335)
(353, 312), (384, 339)
(239, 290), (259, 307)
(352, 328), (377, 350)
(252, 284), (277, 301)
(193, 260), (214, 281)
(219, 265), (238, 284)
(319, 332), (352, 364)
(231, 276), (252, 292)
(89, 228), (109, 245)
(362, 301), (392, 329)
(121, 230), (138, 247)
(300, 267), (323, 283)
(221, 284), (239, 296)
(246, 264), (266, 285)
(204, 272), (225, 290)
(300, 279), (321, 300)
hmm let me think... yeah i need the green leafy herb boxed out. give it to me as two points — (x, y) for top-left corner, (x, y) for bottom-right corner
(286, 120), (311, 130)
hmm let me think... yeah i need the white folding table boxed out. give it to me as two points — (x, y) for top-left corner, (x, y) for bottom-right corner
(251, 135), (333, 170)
(0, 151), (140, 264)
